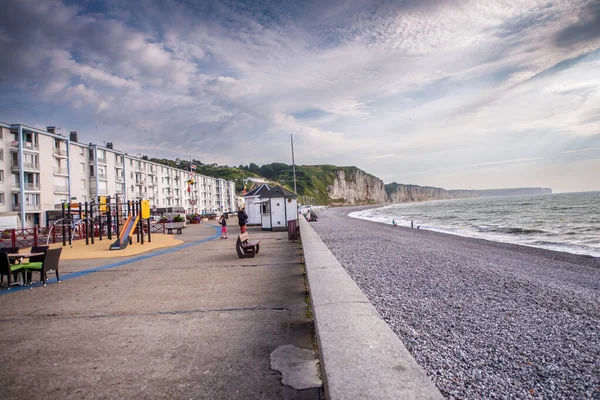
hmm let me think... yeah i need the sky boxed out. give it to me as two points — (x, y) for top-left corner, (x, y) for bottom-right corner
(0, 0), (599, 193)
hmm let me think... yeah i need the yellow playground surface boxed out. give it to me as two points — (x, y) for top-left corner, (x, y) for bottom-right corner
(47, 233), (184, 260)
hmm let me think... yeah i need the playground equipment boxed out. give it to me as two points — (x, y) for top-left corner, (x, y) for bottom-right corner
(57, 197), (152, 250)
(110, 213), (140, 250)
(47, 218), (87, 247)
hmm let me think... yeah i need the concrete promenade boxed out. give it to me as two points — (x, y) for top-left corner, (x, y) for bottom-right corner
(0, 223), (321, 399)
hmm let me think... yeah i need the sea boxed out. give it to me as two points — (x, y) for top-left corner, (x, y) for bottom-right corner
(349, 192), (600, 258)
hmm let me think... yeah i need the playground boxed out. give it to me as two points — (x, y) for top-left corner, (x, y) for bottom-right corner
(47, 233), (184, 260)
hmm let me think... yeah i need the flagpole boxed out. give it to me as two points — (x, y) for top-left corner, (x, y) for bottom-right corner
(291, 134), (297, 194)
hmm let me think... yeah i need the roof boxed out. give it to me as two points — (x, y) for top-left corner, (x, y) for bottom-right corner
(245, 184), (270, 197)
(261, 185), (297, 199)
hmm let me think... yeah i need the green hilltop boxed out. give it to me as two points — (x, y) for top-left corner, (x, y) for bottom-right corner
(147, 157), (370, 204)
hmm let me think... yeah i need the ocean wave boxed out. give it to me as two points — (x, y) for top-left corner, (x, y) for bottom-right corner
(474, 226), (549, 235)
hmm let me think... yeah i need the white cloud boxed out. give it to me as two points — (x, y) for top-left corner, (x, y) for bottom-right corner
(0, 0), (599, 192)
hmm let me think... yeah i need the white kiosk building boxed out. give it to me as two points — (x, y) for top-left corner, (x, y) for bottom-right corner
(258, 186), (298, 231)
(243, 184), (270, 226)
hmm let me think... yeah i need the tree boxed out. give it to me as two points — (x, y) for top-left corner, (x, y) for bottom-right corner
(248, 163), (260, 173)
(259, 165), (276, 179)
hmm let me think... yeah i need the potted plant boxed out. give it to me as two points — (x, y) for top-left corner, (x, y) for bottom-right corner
(165, 214), (186, 232)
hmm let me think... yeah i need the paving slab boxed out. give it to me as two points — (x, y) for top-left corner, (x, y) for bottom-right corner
(0, 225), (322, 400)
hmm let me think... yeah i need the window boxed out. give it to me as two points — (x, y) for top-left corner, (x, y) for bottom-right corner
(0, 170), (3, 183)
(81, 179), (86, 189)
(80, 148), (84, 156)
(80, 163), (85, 173)
(0, 192), (4, 205)
(0, 149), (3, 161)
(130, 159), (133, 166)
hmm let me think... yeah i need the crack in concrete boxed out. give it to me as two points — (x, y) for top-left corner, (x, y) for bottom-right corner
(0, 305), (291, 322)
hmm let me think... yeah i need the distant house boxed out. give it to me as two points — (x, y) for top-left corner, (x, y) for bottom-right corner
(243, 184), (271, 226)
(258, 186), (298, 231)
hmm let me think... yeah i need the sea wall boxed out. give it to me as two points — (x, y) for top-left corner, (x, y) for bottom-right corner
(328, 169), (387, 205)
(299, 216), (443, 399)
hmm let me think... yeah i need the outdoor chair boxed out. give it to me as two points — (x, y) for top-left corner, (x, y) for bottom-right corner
(21, 247), (62, 286)
(0, 252), (25, 289)
(0, 247), (21, 285)
(29, 245), (50, 263)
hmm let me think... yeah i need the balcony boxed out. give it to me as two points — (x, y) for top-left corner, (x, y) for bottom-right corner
(13, 204), (41, 211)
(53, 167), (69, 176)
(9, 183), (40, 191)
(53, 148), (68, 158)
(54, 185), (69, 194)
(136, 181), (145, 186)
(98, 173), (108, 180)
(115, 190), (124, 196)
(97, 157), (107, 164)
(10, 141), (39, 152)
(116, 176), (125, 183)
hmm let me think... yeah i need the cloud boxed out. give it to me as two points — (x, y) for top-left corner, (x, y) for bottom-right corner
(0, 0), (599, 192)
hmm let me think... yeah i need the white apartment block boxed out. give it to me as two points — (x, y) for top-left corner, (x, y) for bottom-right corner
(0, 122), (237, 228)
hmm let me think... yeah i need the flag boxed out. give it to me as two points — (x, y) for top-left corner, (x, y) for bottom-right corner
(187, 186), (191, 193)
(190, 164), (197, 170)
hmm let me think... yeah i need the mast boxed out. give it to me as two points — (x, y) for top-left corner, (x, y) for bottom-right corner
(291, 134), (297, 194)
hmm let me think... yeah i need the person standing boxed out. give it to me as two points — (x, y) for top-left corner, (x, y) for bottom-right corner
(238, 207), (248, 233)
(218, 214), (228, 239)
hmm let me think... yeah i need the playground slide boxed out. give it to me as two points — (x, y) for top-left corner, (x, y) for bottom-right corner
(109, 214), (140, 250)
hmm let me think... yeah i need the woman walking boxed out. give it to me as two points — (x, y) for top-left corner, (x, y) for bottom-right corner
(238, 207), (248, 233)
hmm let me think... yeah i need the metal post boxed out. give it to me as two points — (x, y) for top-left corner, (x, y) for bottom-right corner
(291, 134), (297, 194)
(147, 218), (152, 243)
(115, 200), (120, 239)
(107, 196), (112, 240)
(17, 126), (26, 229)
(90, 200), (95, 245)
(83, 202), (89, 245)
(98, 197), (103, 241)
(128, 201), (133, 246)
(68, 204), (73, 246)
(61, 203), (66, 247)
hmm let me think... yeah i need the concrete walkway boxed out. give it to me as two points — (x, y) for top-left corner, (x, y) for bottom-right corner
(0, 224), (321, 399)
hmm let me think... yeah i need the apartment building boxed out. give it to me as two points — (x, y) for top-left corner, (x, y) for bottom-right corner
(0, 122), (237, 228)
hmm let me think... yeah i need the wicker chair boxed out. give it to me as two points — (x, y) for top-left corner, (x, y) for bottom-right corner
(0, 247), (21, 285)
(21, 247), (62, 286)
(0, 252), (25, 289)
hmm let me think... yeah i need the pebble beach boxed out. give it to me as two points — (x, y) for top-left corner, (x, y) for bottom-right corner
(310, 206), (600, 399)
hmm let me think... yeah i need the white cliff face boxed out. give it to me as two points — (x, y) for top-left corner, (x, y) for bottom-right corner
(328, 170), (387, 205)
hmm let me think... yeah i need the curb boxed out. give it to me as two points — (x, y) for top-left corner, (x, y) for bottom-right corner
(299, 217), (443, 400)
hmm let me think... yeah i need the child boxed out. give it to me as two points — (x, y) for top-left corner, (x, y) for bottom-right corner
(218, 214), (228, 239)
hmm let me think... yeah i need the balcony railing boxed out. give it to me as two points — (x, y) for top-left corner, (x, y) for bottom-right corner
(97, 157), (107, 164)
(10, 141), (39, 151)
(9, 183), (39, 191)
(53, 148), (68, 157)
(97, 173), (108, 180)
(116, 176), (125, 182)
(136, 181), (145, 186)
(21, 162), (41, 171)
(53, 167), (69, 175)
(13, 204), (41, 211)
(54, 185), (69, 193)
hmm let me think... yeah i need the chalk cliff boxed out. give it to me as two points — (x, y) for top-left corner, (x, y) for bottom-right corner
(328, 168), (388, 205)
(386, 183), (552, 203)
